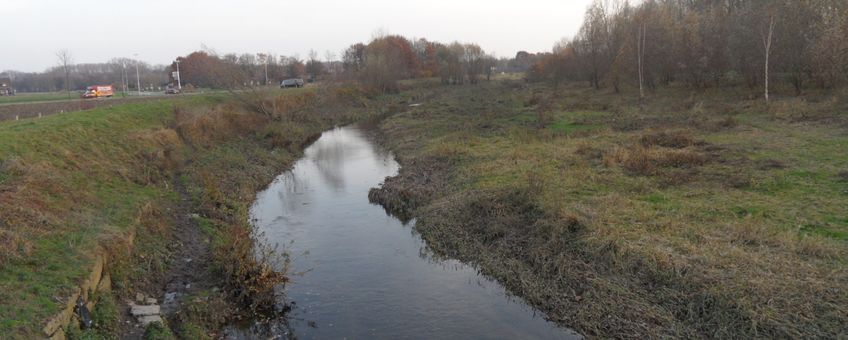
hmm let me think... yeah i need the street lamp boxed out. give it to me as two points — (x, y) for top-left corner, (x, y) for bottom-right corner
(264, 54), (269, 86)
(174, 59), (182, 90)
(121, 62), (127, 96)
(134, 53), (141, 96)
(257, 53), (269, 86)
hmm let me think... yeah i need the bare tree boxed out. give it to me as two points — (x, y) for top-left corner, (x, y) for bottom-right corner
(636, 20), (647, 106)
(325, 50), (338, 81)
(55, 49), (73, 98)
(462, 44), (485, 84)
(305, 49), (324, 81)
(257, 53), (269, 85)
(762, 13), (776, 104)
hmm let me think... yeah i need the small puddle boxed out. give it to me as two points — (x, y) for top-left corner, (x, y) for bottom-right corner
(227, 125), (580, 339)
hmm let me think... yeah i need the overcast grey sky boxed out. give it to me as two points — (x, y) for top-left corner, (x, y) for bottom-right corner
(3, 0), (593, 72)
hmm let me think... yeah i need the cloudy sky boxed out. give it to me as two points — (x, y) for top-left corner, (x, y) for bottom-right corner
(3, 0), (593, 72)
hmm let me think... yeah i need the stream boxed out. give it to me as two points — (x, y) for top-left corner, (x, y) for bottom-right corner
(228, 125), (580, 339)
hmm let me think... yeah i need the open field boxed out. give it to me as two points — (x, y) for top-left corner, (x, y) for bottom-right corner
(370, 79), (848, 338)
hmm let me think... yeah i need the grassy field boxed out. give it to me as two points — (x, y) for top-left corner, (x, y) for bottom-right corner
(371, 80), (848, 338)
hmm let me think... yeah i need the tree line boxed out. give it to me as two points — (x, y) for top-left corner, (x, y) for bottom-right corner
(340, 34), (499, 92)
(526, 0), (848, 101)
(1, 49), (337, 93)
(165, 49), (340, 89)
(4, 57), (168, 93)
(166, 35), (502, 93)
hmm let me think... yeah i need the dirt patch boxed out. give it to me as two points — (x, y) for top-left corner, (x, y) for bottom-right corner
(118, 174), (223, 339)
(162, 177), (214, 308)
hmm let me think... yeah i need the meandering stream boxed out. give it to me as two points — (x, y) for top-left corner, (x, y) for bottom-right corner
(232, 125), (579, 339)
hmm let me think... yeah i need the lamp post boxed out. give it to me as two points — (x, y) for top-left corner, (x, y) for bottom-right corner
(258, 53), (269, 86)
(134, 53), (141, 96)
(174, 59), (182, 90)
(264, 55), (269, 86)
(121, 62), (127, 96)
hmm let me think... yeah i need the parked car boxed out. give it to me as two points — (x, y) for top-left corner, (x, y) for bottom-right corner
(280, 78), (304, 88)
(165, 84), (181, 94)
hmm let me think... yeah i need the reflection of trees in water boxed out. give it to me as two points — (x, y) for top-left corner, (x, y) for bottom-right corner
(306, 128), (362, 191)
(277, 170), (312, 216)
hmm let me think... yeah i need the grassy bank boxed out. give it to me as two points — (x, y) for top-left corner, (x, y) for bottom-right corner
(0, 85), (393, 338)
(370, 80), (848, 338)
(0, 96), (213, 337)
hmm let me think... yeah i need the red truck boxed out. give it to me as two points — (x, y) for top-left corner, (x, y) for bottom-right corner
(82, 85), (114, 99)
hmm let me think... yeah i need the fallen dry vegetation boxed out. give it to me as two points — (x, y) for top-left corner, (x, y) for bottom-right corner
(370, 79), (848, 338)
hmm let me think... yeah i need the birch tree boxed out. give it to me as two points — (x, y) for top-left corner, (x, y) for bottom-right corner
(762, 12), (776, 103)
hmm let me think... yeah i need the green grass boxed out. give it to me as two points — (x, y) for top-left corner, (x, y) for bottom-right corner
(0, 95), (221, 338)
(143, 322), (176, 340)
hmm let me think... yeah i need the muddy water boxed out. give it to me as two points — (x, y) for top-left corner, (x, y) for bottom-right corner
(239, 125), (579, 339)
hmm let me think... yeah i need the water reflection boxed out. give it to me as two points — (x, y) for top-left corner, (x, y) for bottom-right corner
(235, 125), (580, 339)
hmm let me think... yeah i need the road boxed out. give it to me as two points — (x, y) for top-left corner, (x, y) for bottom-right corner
(0, 92), (218, 122)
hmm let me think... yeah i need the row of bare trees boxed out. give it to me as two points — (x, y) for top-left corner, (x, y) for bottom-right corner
(5, 52), (168, 94)
(342, 35), (497, 93)
(2, 49), (337, 93)
(528, 0), (848, 102)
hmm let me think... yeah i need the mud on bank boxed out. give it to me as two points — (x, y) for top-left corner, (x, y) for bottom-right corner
(369, 80), (848, 338)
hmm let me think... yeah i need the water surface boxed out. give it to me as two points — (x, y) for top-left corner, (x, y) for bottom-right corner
(245, 125), (579, 339)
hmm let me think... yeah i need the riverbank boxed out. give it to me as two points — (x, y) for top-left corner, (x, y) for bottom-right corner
(0, 85), (408, 338)
(369, 80), (848, 338)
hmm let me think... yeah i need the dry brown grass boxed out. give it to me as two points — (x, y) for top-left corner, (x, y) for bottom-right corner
(639, 129), (696, 148)
(605, 145), (708, 176)
(369, 80), (848, 338)
(173, 104), (270, 148)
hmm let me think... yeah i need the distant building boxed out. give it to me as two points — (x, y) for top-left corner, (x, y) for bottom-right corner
(0, 77), (13, 95)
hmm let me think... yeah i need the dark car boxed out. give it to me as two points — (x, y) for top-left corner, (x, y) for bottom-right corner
(165, 84), (181, 94)
(280, 78), (304, 88)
